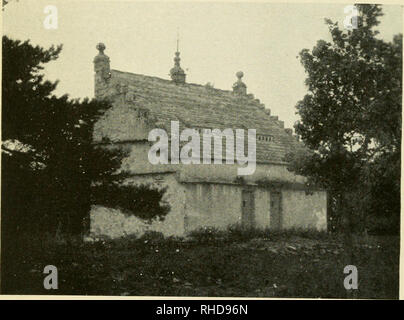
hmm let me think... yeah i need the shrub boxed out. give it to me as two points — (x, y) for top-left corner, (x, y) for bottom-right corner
(139, 230), (165, 243)
(226, 224), (269, 242)
(188, 227), (227, 244)
(188, 224), (330, 243)
(266, 227), (329, 241)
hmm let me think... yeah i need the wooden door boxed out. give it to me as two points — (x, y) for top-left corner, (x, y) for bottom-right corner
(242, 190), (255, 228)
(270, 191), (282, 230)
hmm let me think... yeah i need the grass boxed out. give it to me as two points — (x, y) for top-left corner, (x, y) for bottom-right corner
(1, 228), (399, 298)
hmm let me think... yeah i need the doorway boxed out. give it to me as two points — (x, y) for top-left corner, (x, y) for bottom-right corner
(270, 191), (282, 230)
(241, 189), (255, 228)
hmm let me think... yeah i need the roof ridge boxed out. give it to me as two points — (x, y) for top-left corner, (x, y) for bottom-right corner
(111, 69), (235, 97)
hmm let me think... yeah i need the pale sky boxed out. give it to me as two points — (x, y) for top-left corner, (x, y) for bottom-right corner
(3, 0), (402, 130)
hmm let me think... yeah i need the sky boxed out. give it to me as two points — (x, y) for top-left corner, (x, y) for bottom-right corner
(3, 0), (403, 130)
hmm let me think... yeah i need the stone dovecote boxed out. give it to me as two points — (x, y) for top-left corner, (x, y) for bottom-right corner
(90, 43), (327, 238)
(93, 44), (307, 164)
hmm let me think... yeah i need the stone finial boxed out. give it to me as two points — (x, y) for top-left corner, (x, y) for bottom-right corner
(94, 42), (110, 80)
(232, 71), (247, 95)
(96, 42), (106, 54)
(170, 51), (186, 84)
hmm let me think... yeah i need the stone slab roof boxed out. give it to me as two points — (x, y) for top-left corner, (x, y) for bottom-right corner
(96, 69), (305, 164)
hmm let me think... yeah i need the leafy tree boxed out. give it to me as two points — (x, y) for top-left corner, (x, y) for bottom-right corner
(286, 4), (401, 234)
(2, 35), (172, 238)
(1, 35), (174, 293)
(1, 36), (128, 237)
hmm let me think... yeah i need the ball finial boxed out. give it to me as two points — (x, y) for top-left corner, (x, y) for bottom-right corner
(233, 71), (247, 95)
(96, 43), (106, 54)
(236, 71), (244, 80)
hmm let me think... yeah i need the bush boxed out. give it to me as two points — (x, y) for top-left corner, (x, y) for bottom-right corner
(188, 224), (331, 244)
(267, 227), (330, 241)
(188, 224), (268, 243)
(226, 224), (269, 242)
(138, 231), (165, 243)
(188, 227), (227, 244)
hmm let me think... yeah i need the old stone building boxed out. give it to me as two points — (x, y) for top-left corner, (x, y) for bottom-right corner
(90, 43), (327, 238)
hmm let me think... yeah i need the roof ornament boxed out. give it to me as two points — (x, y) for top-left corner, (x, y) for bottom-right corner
(94, 42), (111, 81)
(96, 42), (106, 54)
(232, 71), (247, 95)
(176, 28), (179, 52)
(170, 30), (186, 85)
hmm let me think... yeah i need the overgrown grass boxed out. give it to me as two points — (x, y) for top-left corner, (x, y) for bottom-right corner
(1, 229), (399, 298)
(187, 225), (331, 244)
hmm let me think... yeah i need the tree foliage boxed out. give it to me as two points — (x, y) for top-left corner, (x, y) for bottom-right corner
(286, 5), (401, 233)
(2, 36), (128, 236)
(2, 35), (173, 238)
(93, 184), (170, 222)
